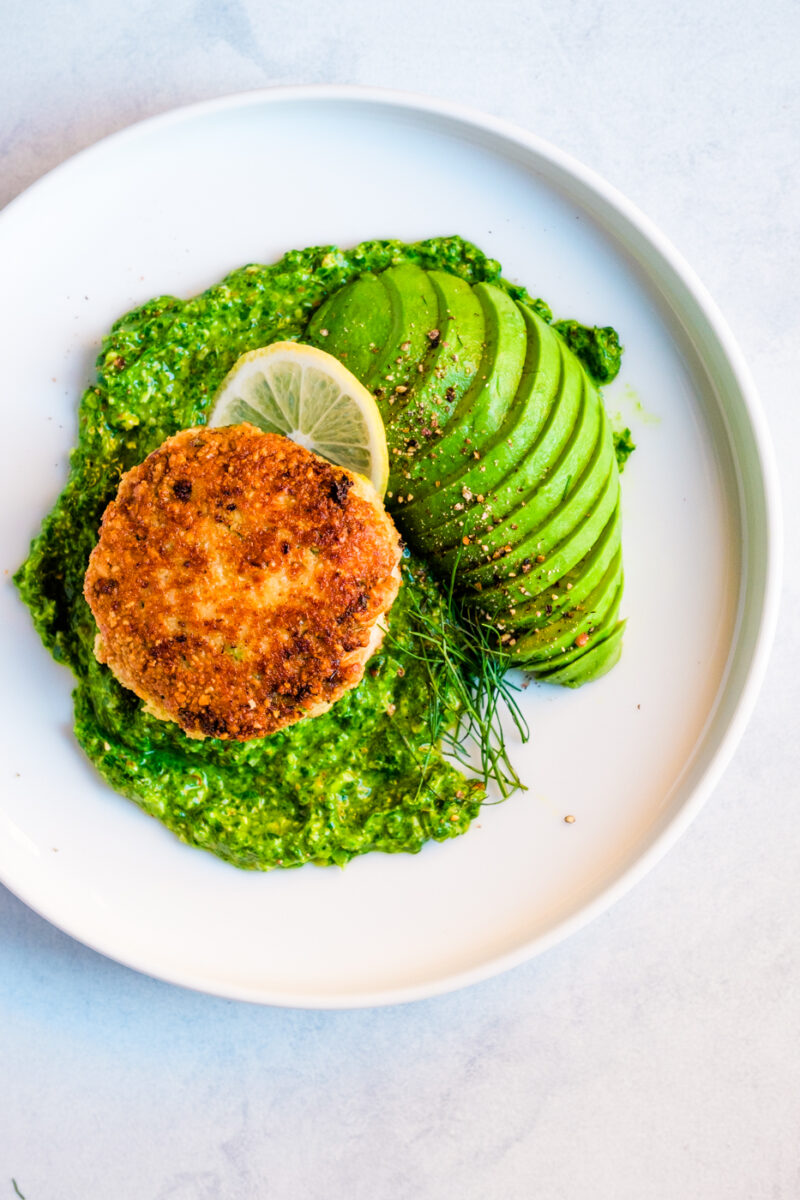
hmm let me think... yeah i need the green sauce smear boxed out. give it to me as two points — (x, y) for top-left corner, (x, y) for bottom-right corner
(15, 236), (623, 871)
(612, 426), (637, 472)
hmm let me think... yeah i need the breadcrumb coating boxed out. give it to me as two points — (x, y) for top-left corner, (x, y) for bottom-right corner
(84, 424), (402, 740)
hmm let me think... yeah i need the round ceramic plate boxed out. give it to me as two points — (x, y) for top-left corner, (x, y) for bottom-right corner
(0, 87), (780, 1007)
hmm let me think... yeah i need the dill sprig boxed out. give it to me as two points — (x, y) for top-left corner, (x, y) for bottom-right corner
(391, 560), (530, 802)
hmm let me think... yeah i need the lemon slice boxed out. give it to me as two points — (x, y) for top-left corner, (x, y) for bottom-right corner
(208, 341), (390, 496)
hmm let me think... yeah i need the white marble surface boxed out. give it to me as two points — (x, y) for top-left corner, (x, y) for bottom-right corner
(2, 1), (799, 1197)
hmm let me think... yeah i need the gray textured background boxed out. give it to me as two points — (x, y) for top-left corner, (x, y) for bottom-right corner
(2, 1), (799, 1196)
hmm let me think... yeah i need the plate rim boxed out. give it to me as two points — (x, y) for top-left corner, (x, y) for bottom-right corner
(0, 84), (783, 1008)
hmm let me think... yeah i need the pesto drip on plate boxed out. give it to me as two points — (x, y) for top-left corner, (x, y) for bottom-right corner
(15, 236), (625, 871)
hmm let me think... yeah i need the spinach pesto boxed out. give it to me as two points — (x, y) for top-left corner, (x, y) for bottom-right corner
(74, 562), (483, 869)
(15, 235), (625, 871)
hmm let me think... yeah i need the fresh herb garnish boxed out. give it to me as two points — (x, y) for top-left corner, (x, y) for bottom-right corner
(390, 561), (529, 802)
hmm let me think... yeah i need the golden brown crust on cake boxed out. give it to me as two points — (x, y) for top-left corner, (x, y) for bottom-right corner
(84, 424), (402, 740)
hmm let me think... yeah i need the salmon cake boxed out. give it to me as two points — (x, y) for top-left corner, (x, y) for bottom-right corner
(84, 424), (402, 741)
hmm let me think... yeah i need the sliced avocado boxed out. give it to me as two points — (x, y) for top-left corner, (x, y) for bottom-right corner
(524, 575), (625, 679)
(441, 330), (587, 538)
(394, 283), (527, 505)
(401, 304), (562, 539)
(478, 505), (621, 627)
(423, 327), (587, 561)
(311, 260), (628, 691)
(462, 452), (620, 604)
(383, 270), (486, 487)
(463, 403), (616, 592)
(508, 550), (623, 666)
(438, 363), (601, 579)
(362, 263), (439, 399)
(534, 617), (626, 687)
(307, 273), (392, 382)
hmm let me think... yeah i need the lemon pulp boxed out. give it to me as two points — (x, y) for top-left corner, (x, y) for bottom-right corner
(208, 341), (390, 496)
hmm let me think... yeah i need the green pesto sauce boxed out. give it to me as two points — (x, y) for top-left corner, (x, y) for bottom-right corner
(72, 562), (483, 870)
(553, 319), (623, 385)
(612, 426), (637, 472)
(15, 235), (621, 871)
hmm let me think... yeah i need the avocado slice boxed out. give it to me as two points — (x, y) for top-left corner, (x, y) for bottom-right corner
(307, 273), (392, 381)
(307, 264), (444, 445)
(477, 505), (621, 629)
(438, 361), (602, 580)
(462, 449), (620, 603)
(534, 617), (626, 687)
(361, 263), (439, 400)
(522, 575), (626, 684)
(391, 282), (527, 504)
(507, 549), (623, 666)
(468, 400), (616, 583)
(401, 304), (562, 540)
(382, 270), (486, 487)
(421, 326), (587, 560)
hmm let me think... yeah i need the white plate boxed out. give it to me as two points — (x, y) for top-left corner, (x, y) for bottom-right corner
(0, 87), (781, 1007)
